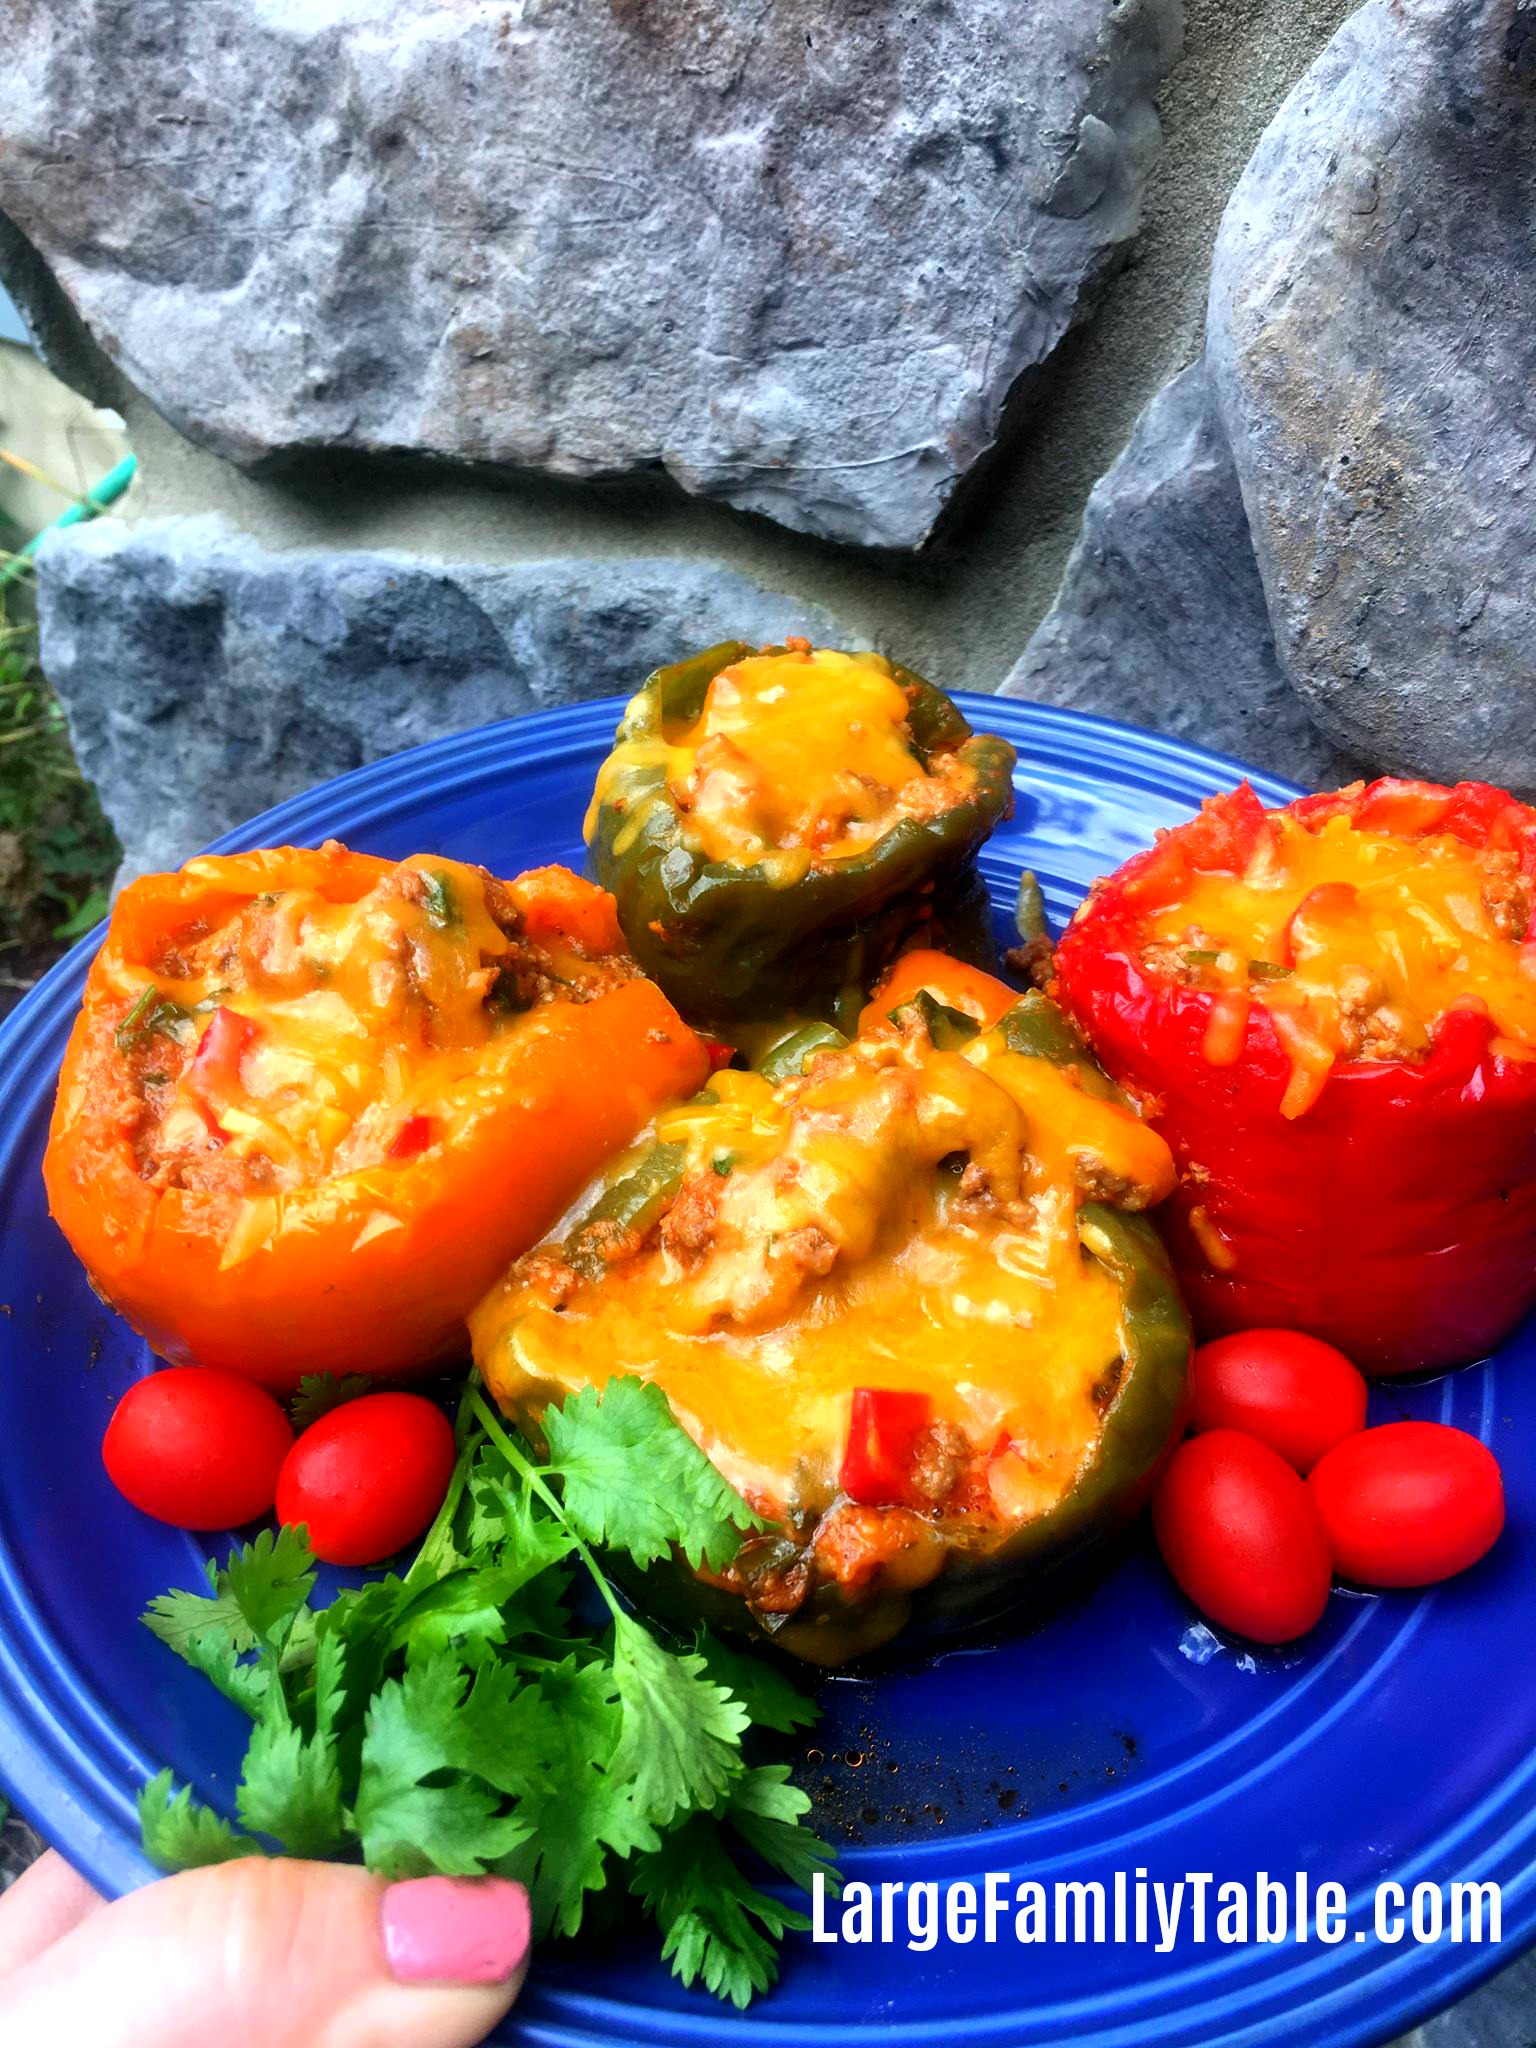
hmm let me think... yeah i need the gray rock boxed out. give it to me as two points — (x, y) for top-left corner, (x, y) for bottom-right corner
(0, 0), (1179, 552)
(1000, 360), (1363, 788)
(34, 517), (843, 876)
(1206, 0), (1536, 791)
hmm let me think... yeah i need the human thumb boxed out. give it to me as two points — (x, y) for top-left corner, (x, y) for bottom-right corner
(0, 1855), (529, 2048)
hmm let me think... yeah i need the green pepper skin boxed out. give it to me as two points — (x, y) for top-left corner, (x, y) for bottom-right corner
(586, 644), (1016, 1028)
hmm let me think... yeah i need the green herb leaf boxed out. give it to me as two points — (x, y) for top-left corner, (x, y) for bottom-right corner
(235, 1710), (346, 1857)
(630, 1815), (807, 2009)
(725, 1765), (840, 1895)
(542, 1378), (762, 1572)
(222, 1525), (318, 1655)
(143, 1564), (256, 1660)
(354, 1656), (533, 1878)
(114, 985), (198, 1053)
(139, 1377), (838, 2003)
(489, 1654), (658, 1938)
(288, 1372), (373, 1431)
(138, 1770), (260, 1871)
(610, 1613), (749, 1828)
(53, 888), (109, 941)
(419, 871), (458, 930)
(694, 1629), (819, 1735)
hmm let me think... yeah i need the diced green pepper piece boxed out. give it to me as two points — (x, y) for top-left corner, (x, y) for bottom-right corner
(887, 989), (979, 1051)
(420, 872), (459, 931)
(995, 990), (1127, 1105)
(563, 1143), (688, 1279)
(756, 1022), (849, 1085)
(1014, 871), (1048, 945)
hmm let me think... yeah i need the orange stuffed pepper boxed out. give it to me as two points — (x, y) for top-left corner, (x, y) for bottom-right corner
(45, 843), (707, 1388)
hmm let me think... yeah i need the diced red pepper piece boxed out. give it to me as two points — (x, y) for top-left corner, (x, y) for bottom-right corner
(387, 1114), (436, 1160)
(1280, 881), (1361, 967)
(185, 1007), (260, 1139)
(1354, 778), (1453, 837)
(701, 1038), (736, 1074)
(1179, 782), (1270, 876)
(840, 1388), (933, 1507)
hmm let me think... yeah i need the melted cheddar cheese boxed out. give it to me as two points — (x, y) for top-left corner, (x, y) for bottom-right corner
(473, 1025), (1174, 1545)
(108, 854), (633, 1225)
(1145, 811), (1536, 1114)
(585, 644), (975, 878)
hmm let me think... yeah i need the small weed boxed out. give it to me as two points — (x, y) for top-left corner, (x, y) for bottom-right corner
(0, 558), (119, 1013)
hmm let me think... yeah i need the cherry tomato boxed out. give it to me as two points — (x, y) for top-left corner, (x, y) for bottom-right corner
(1308, 1421), (1504, 1587)
(103, 1367), (293, 1529)
(277, 1392), (456, 1565)
(1189, 1329), (1368, 1473)
(1152, 1429), (1333, 1644)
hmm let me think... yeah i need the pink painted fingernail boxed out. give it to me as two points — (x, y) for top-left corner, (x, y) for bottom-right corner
(381, 1876), (531, 1985)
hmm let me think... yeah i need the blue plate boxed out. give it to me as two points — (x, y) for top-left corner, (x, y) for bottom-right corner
(0, 696), (1529, 2046)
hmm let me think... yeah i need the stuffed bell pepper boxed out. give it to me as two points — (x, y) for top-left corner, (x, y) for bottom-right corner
(46, 844), (707, 1388)
(1053, 778), (1536, 1374)
(471, 957), (1188, 1664)
(584, 639), (1016, 1034)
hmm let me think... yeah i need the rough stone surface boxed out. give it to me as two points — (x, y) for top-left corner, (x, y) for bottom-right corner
(1206, 0), (1536, 790)
(0, 0), (1180, 553)
(34, 517), (843, 876)
(1000, 361), (1362, 788)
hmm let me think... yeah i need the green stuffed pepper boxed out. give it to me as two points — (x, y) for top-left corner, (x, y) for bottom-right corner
(470, 955), (1190, 1666)
(583, 639), (1016, 1034)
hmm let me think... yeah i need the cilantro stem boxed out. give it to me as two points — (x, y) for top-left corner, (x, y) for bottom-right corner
(469, 1391), (625, 1623)
(401, 1380), (484, 1591)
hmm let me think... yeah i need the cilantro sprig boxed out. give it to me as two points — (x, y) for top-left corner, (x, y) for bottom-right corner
(139, 1375), (838, 2008)
(287, 1371), (373, 1431)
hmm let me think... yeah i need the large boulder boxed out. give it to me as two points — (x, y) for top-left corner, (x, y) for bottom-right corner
(1000, 362), (1362, 787)
(1206, 0), (1536, 789)
(0, 0), (1179, 552)
(34, 517), (843, 876)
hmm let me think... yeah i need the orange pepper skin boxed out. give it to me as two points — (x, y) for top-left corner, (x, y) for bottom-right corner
(857, 948), (1020, 1038)
(44, 847), (707, 1390)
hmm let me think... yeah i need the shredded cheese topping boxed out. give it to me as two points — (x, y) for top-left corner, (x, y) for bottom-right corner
(1144, 811), (1536, 1114)
(475, 1021), (1173, 1535)
(107, 855), (627, 1215)
(585, 645), (976, 876)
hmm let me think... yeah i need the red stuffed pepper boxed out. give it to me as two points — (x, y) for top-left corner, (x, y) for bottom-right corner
(1052, 778), (1536, 1374)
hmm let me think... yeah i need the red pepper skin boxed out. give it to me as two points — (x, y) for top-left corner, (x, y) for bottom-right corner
(840, 1389), (933, 1506)
(1054, 780), (1536, 1376)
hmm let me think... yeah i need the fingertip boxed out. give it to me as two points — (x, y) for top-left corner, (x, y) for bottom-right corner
(0, 1850), (104, 1980)
(0, 1855), (531, 2048)
(381, 1876), (531, 1986)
